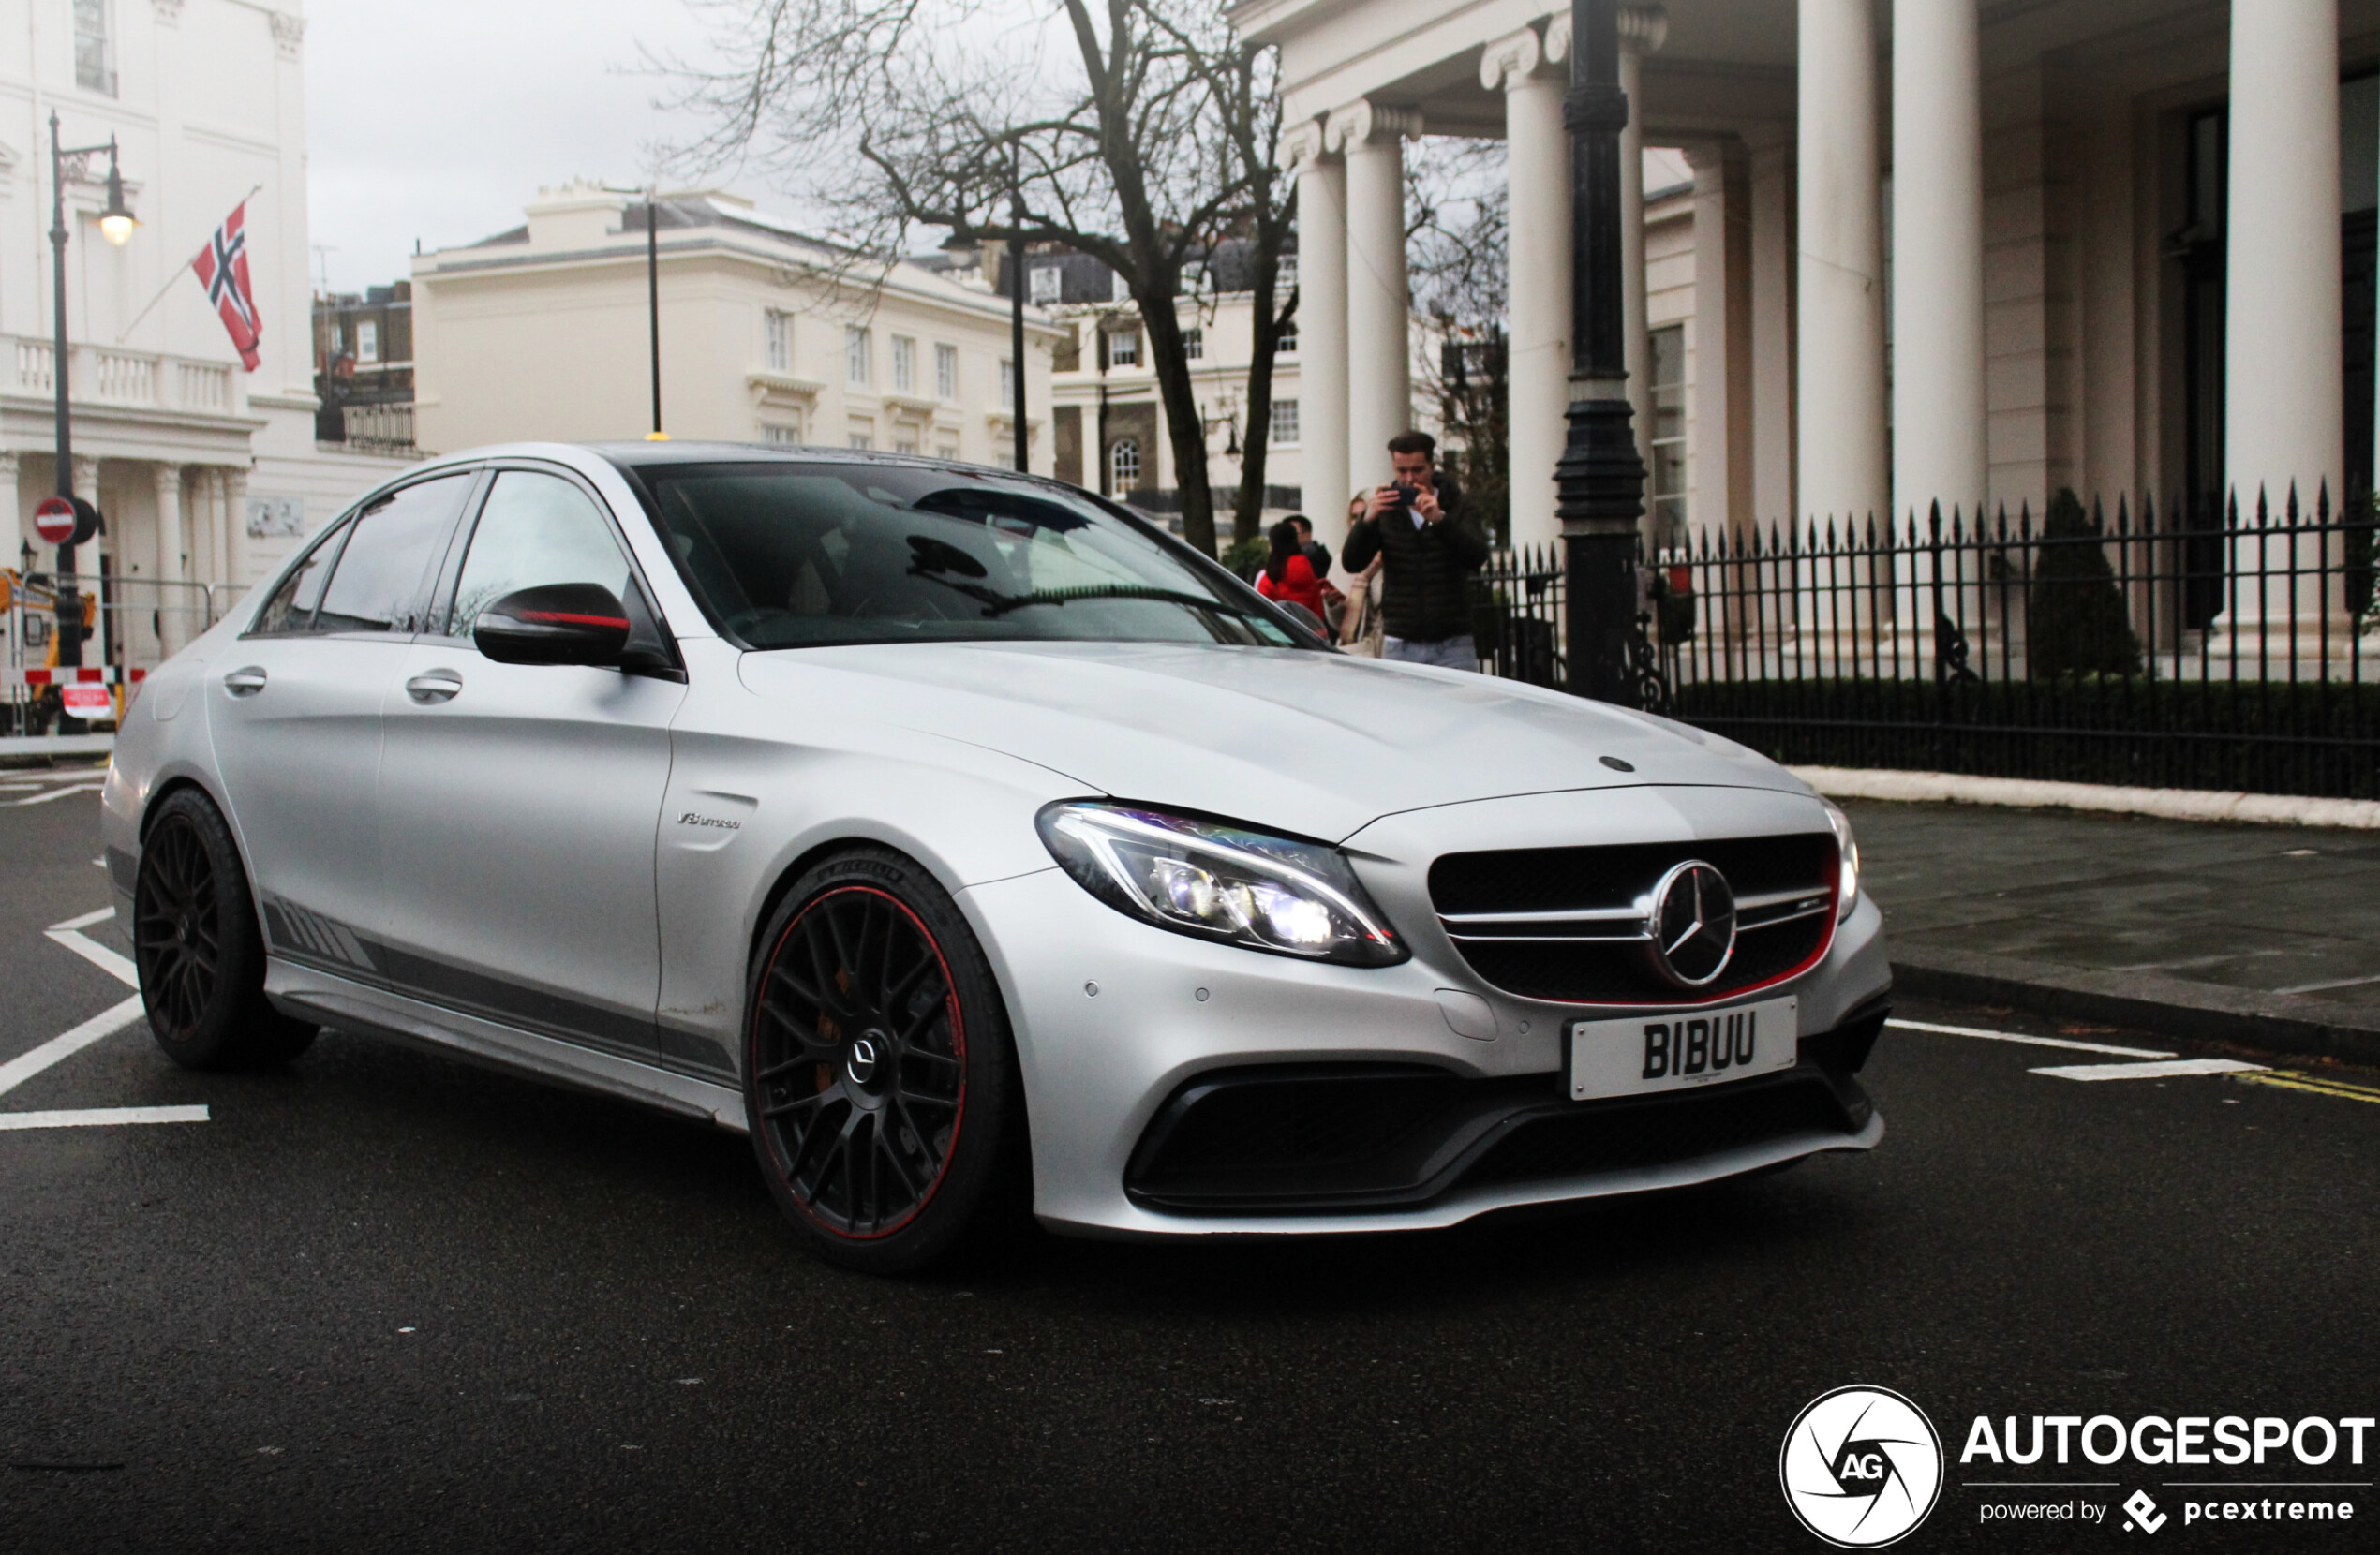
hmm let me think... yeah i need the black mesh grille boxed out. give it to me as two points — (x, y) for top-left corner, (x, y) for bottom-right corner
(1142, 1069), (1463, 1178)
(1459, 1078), (1851, 1189)
(1431, 834), (1837, 1004)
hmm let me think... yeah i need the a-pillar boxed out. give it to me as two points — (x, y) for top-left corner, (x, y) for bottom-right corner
(1284, 118), (1351, 559)
(155, 464), (188, 654)
(1484, 24), (1569, 555)
(1329, 99), (1420, 493)
(1795, 0), (1886, 537)
(2226, 0), (2343, 628)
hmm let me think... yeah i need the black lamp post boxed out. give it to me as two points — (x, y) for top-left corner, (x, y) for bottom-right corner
(1008, 174), (1028, 472)
(1554, 0), (1646, 704)
(48, 111), (137, 679)
(602, 183), (664, 437)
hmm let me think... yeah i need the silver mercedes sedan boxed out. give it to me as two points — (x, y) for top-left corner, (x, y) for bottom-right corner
(103, 444), (1890, 1272)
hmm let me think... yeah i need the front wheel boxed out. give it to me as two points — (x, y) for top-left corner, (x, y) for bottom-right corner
(744, 848), (1026, 1274)
(135, 789), (319, 1070)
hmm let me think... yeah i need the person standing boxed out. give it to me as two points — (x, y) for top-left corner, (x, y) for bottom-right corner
(1339, 430), (1489, 669)
(1255, 516), (1328, 624)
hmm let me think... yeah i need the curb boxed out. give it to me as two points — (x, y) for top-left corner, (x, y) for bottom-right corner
(1891, 946), (2380, 1069)
(1793, 766), (2380, 831)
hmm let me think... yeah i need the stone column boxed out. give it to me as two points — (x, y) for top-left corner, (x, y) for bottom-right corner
(1329, 99), (1420, 494)
(222, 467), (249, 591)
(1795, 0), (1887, 534)
(1285, 118), (1352, 558)
(1747, 128), (1794, 533)
(1485, 24), (1570, 555)
(1891, 0), (1986, 531)
(2226, 0), (2343, 626)
(155, 464), (187, 654)
(1687, 141), (1752, 557)
(0, 452), (19, 562)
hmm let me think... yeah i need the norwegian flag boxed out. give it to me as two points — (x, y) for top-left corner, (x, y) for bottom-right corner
(192, 201), (262, 371)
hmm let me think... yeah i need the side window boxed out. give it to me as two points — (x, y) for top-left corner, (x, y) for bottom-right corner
(310, 474), (476, 635)
(446, 471), (635, 642)
(248, 518), (351, 635)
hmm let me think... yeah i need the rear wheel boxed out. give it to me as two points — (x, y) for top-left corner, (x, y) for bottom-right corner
(135, 789), (318, 1070)
(744, 848), (1024, 1274)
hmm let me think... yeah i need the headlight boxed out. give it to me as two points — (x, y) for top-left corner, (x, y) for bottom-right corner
(1035, 802), (1407, 967)
(1820, 797), (1861, 920)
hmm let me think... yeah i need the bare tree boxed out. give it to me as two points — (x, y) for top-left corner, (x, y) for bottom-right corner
(661, 0), (1293, 557)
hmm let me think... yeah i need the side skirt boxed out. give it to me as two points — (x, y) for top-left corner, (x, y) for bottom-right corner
(266, 958), (748, 1134)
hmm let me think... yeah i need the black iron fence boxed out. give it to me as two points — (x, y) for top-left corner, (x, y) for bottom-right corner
(1468, 487), (2380, 799)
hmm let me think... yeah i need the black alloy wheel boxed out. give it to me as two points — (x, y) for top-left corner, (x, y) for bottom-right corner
(134, 789), (318, 1070)
(746, 848), (1023, 1273)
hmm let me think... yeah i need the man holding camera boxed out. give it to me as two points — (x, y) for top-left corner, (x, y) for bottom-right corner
(1340, 430), (1489, 669)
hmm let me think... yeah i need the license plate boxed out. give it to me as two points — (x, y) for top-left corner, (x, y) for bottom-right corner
(1568, 996), (1798, 1101)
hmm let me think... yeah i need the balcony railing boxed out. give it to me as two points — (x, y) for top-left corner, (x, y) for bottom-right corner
(5, 336), (242, 417)
(1469, 485), (2380, 800)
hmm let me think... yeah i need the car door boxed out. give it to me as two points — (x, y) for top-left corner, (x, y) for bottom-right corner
(375, 465), (687, 1063)
(207, 471), (480, 982)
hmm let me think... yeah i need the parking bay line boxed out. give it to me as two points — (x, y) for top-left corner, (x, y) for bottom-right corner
(1886, 1017), (2175, 1059)
(0, 913), (205, 1133)
(5, 782), (104, 807)
(45, 906), (137, 989)
(0, 1105), (208, 1133)
(1888, 1017), (2277, 1085)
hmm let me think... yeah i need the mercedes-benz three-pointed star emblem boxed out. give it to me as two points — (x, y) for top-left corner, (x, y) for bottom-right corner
(1645, 859), (1737, 988)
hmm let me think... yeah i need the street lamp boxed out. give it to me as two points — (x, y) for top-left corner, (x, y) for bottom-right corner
(601, 183), (664, 439)
(1554, 0), (1647, 704)
(48, 111), (137, 690)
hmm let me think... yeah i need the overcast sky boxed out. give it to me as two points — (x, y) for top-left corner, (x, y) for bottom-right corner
(305, 0), (753, 293)
(304, 0), (1701, 297)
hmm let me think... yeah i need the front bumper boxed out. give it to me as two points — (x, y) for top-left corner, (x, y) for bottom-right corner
(959, 783), (1892, 1239)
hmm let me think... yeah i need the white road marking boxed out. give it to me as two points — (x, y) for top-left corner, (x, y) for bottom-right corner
(1887, 1017), (2174, 1059)
(0, 1105), (207, 1132)
(45, 906), (138, 989)
(0, 996), (145, 1099)
(2274, 970), (2380, 995)
(2030, 1058), (2269, 1082)
(5, 782), (104, 806)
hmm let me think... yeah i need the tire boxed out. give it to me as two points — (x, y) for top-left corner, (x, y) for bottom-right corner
(744, 847), (1026, 1274)
(134, 788), (319, 1070)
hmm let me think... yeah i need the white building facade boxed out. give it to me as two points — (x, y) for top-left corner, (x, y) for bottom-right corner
(411, 185), (1061, 470)
(1240, 0), (2380, 623)
(3, 0), (413, 673)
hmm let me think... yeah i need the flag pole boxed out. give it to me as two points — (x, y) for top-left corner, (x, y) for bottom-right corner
(114, 183), (263, 345)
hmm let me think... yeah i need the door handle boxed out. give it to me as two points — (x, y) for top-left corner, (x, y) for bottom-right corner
(221, 666), (268, 698)
(405, 669), (464, 704)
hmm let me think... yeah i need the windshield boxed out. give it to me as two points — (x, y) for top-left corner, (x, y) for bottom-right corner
(627, 461), (1304, 651)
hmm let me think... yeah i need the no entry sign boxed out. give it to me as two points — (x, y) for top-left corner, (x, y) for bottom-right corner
(33, 496), (74, 545)
(59, 684), (112, 718)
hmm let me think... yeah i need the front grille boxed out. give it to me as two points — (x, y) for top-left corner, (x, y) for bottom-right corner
(1457, 1075), (1853, 1190)
(1429, 834), (1837, 1004)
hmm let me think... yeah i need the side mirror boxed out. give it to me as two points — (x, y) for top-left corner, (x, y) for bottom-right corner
(1275, 600), (1326, 635)
(474, 583), (632, 667)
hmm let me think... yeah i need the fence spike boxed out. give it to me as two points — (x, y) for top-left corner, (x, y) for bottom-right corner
(2115, 493), (2130, 537)
(2317, 477), (2330, 523)
(2018, 500), (2031, 541)
(2285, 481), (2300, 525)
(2090, 492), (2105, 536)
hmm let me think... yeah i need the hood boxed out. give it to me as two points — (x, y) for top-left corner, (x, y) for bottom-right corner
(737, 641), (1807, 843)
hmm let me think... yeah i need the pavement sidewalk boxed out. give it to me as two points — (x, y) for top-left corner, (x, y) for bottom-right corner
(1848, 797), (2380, 1064)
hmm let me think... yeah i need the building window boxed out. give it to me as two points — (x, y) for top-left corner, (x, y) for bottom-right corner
(331, 323), (344, 354)
(1182, 260), (1207, 294)
(1109, 437), (1140, 493)
(1277, 318), (1298, 356)
(845, 326), (870, 387)
(74, 0), (113, 95)
(891, 334), (915, 392)
(760, 422), (800, 446)
(848, 432), (873, 451)
(1110, 270), (1132, 304)
(1648, 323), (1688, 548)
(937, 443), (959, 461)
(1277, 254), (1298, 289)
(1000, 358), (1016, 404)
(1105, 329), (1138, 368)
(357, 320), (379, 364)
(1270, 399), (1300, 447)
(1030, 266), (1062, 304)
(935, 342), (958, 400)
(1182, 327), (1203, 362)
(894, 437), (918, 455)
(765, 310), (793, 372)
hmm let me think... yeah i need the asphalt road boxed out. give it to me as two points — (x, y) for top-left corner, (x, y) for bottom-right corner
(3, 769), (2375, 1554)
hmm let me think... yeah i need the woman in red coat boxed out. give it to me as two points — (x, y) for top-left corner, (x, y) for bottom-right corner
(1256, 516), (1327, 623)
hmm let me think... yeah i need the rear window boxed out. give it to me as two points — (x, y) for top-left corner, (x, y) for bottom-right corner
(628, 461), (1301, 651)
